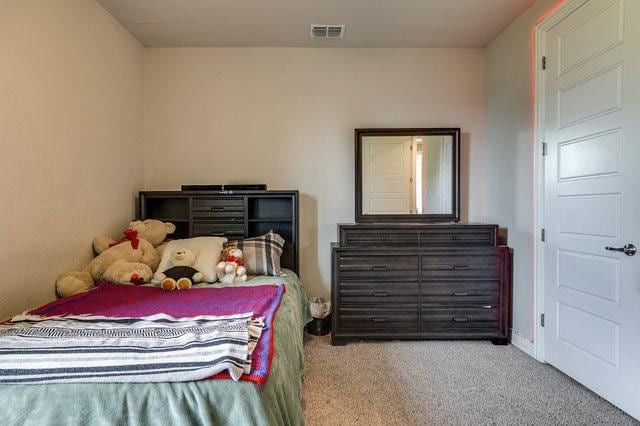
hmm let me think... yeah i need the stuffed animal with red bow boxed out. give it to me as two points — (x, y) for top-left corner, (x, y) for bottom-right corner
(55, 220), (176, 298)
(216, 248), (248, 284)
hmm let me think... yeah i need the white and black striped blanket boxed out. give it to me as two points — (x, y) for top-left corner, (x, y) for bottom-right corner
(0, 312), (264, 384)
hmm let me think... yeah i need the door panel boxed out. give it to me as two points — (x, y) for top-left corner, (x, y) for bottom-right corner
(362, 137), (412, 214)
(558, 0), (623, 73)
(543, 0), (639, 419)
(558, 193), (620, 237)
(558, 129), (621, 180)
(557, 65), (622, 127)
(557, 302), (620, 366)
(557, 250), (620, 302)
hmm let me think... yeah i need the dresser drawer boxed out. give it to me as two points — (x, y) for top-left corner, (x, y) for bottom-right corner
(341, 229), (419, 246)
(193, 216), (244, 225)
(420, 280), (500, 305)
(419, 228), (496, 246)
(193, 209), (244, 219)
(420, 306), (500, 331)
(421, 254), (500, 278)
(193, 222), (245, 239)
(339, 281), (419, 304)
(338, 255), (419, 279)
(339, 305), (419, 331)
(193, 198), (244, 219)
(193, 198), (244, 208)
(194, 213), (244, 221)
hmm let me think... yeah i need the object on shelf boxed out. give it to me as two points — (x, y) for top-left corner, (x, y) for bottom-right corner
(181, 184), (267, 192)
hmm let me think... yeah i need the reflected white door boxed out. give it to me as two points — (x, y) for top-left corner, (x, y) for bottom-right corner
(362, 137), (412, 214)
(543, 0), (640, 418)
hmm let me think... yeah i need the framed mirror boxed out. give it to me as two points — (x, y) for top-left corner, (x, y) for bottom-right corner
(355, 128), (460, 223)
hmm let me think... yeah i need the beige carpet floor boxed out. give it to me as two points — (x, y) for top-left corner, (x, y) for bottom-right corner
(302, 335), (636, 426)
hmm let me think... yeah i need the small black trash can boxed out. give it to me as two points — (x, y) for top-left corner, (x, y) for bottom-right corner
(306, 297), (331, 336)
(306, 314), (331, 336)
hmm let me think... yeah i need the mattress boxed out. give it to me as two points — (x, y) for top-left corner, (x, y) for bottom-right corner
(0, 270), (311, 426)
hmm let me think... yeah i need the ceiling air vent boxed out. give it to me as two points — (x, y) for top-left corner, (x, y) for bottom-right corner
(310, 24), (345, 39)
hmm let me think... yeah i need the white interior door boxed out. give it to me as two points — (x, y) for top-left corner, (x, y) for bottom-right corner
(542, 0), (640, 418)
(362, 137), (413, 214)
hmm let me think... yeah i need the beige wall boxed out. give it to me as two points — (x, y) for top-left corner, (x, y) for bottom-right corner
(143, 48), (486, 298)
(484, 0), (558, 343)
(0, 1), (143, 319)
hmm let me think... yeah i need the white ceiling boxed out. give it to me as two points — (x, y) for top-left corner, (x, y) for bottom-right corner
(97, 0), (535, 48)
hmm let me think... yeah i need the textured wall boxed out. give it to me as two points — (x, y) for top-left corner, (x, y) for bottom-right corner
(0, 0), (144, 319)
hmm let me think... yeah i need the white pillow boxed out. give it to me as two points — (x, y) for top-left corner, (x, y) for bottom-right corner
(155, 237), (227, 283)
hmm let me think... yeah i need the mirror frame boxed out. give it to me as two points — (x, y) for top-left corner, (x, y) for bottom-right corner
(355, 128), (461, 223)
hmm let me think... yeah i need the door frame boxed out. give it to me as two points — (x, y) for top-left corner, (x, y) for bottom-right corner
(532, 0), (589, 362)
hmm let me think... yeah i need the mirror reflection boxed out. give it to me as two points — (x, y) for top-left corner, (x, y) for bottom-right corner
(361, 135), (453, 215)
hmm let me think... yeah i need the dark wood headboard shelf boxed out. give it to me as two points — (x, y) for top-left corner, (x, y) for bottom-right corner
(138, 190), (299, 274)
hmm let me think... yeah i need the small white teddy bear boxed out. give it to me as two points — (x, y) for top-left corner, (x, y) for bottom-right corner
(153, 247), (204, 291)
(216, 248), (248, 284)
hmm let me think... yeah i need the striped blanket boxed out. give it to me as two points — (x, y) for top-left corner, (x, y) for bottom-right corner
(0, 312), (264, 384)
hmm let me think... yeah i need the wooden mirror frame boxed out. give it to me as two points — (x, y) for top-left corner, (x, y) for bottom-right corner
(355, 128), (461, 223)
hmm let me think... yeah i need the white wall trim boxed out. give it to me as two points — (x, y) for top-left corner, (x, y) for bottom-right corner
(511, 329), (536, 358)
(532, 0), (589, 364)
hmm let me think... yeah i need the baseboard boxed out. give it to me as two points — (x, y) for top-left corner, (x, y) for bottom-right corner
(510, 329), (535, 358)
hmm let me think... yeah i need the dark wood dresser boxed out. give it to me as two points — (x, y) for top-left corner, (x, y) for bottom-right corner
(138, 190), (299, 274)
(331, 223), (511, 345)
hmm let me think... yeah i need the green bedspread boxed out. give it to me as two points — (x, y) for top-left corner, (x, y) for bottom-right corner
(0, 270), (311, 426)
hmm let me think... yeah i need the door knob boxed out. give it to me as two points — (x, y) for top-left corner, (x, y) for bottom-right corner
(605, 243), (637, 257)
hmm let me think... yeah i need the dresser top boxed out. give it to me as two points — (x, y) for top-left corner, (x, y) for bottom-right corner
(339, 222), (498, 228)
(336, 222), (501, 248)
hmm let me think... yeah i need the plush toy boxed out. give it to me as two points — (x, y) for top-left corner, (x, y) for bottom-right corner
(153, 247), (203, 291)
(103, 259), (153, 286)
(55, 220), (176, 298)
(93, 220), (175, 257)
(216, 248), (248, 284)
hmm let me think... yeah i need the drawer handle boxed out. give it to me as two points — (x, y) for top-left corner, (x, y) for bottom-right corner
(372, 291), (388, 297)
(453, 316), (469, 322)
(210, 232), (225, 236)
(371, 317), (388, 323)
(211, 207), (227, 211)
(453, 265), (469, 270)
(481, 305), (493, 309)
(453, 291), (469, 297)
(371, 266), (388, 272)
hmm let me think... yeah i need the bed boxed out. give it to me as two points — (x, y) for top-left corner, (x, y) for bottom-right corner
(0, 270), (311, 426)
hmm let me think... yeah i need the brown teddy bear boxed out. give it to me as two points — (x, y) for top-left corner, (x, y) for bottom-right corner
(55, 220), (176, 298)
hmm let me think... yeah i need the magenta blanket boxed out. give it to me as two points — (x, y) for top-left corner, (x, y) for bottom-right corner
(29, 281), (285, 384)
